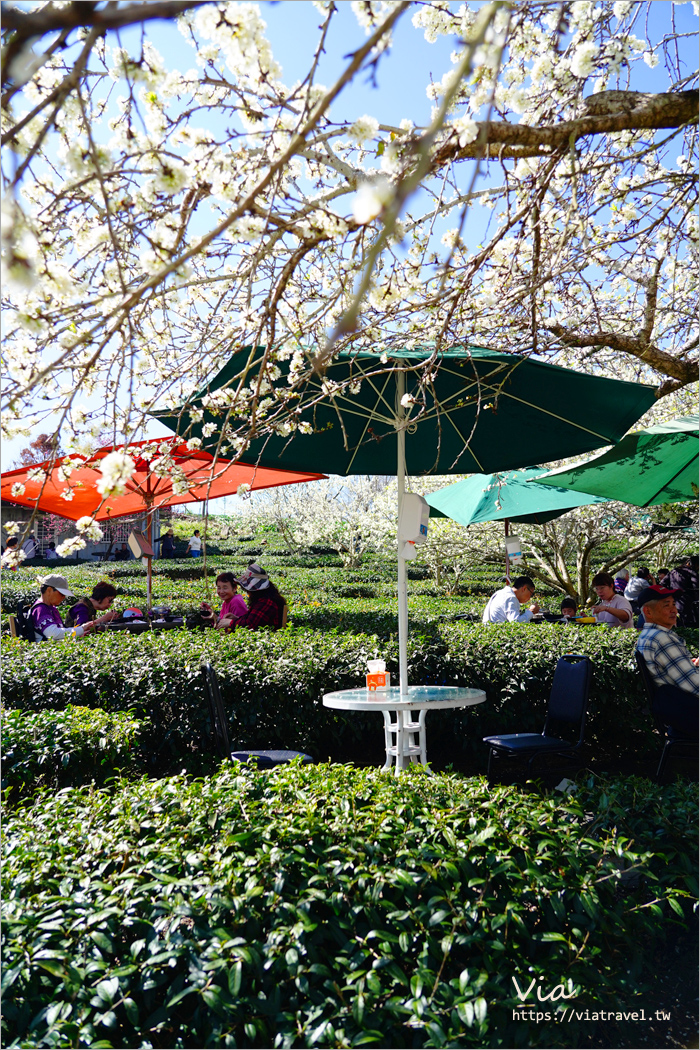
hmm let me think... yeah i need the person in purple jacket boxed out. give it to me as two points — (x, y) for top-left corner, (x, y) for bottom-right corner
(29, 575), (99, 641)
(64, 582), (119, 629)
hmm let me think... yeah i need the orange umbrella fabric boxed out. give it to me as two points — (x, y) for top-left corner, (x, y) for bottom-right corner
(1, 439), (327, 522)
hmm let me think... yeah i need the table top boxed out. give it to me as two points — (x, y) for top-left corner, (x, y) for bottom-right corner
(103, 618), (184, 634)
(322, 685), (486, 712)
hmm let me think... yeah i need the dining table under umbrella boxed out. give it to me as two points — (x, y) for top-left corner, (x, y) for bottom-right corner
(535, 415), (699, 507)
(1, 438), (327, 606)
(425, 466), (609, 580)
(155, 343), (657, 694)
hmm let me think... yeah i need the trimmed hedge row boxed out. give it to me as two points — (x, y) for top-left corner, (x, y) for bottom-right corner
(3, 765), (696, 1049)
(1, 706), (145, 799)
(3, 622), (686, 771)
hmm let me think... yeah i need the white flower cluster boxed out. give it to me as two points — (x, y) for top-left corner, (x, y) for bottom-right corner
(56, 536), (87, 557)
(96, 452), (136, 497)
(353, 179), (394, 224)
(348, 115), (379, 146)
(76, 516), (104, 542)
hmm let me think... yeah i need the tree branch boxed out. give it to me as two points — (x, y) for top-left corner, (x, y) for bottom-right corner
(433, 90), (698, 164)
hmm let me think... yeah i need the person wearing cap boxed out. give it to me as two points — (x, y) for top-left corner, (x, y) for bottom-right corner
(482, 576), (540, 624)
(636, 584), (699, 736)
(231, 563), (288, 631)
(64, 582), (119, 629)
(29, 575), (102, 642)
(591, 572), (634, 628)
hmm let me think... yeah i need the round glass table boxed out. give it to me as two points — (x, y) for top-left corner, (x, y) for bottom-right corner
(322, 685), (486, 774)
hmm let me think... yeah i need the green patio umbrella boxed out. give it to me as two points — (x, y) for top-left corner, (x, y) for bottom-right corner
(536, 415), (699, 506)
(426, 467), (609, 581)
(156, 344), (656, 693)
(426, 467), (609, 526)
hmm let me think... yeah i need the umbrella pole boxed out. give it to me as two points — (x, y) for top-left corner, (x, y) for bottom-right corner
(504, 518), (511, 584)
(397, 371), (409, 697)
(146, 502), (153, 610)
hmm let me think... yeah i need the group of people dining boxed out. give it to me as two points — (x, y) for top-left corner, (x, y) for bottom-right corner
(482, 558), (698, 631)
(27, 562), (285, 642)
(481, 567), (698, 741)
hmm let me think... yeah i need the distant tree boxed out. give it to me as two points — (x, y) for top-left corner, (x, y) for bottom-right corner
(14, 432), (63, 467)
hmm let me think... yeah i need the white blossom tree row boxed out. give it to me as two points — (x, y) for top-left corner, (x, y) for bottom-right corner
(1, 1), (697, 487)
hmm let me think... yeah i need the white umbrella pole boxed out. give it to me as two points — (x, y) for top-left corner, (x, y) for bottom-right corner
(397, 370), (409, 696)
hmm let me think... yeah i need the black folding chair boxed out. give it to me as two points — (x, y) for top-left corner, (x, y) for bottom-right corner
(200, 662), (313, 769)
(483, 654), (592, 781)
(634, 651), (698, 781)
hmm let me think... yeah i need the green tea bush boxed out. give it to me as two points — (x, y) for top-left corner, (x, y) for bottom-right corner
(2, 765), (696, 1049)
(3, 622), (689, 771)
(1, 706), (145, 799)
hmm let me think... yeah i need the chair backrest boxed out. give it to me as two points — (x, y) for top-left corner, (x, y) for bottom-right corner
(634, 650), (657, 707)
(201, 662), (232, 759)
(543, 654), (591, 744)
(634, 650), (674, 738)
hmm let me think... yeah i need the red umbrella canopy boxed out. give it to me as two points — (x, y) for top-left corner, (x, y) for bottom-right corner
(1, 439), (327, 522)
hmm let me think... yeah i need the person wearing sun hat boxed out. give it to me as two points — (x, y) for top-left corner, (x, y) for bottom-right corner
(29, 574), (101, 641)
(636, 583), (699, 737)
(230, 562), (288, 631)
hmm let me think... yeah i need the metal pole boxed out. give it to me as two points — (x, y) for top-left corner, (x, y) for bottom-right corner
(397, 369), (409, 696)
(146, 501), (153, 610)
(504, 517), (511, 584)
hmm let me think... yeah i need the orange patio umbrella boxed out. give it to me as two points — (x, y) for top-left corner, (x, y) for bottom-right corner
(2, 439), (326, 604)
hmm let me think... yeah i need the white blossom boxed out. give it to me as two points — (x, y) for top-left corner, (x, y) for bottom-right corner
(56, 536), (87, 557)
(10, 483), (26, 497)
(96, 451), (136, 497)
(570, 41), (599, 78)
(76, 516), (105, 542)
(352, 179), (394, 224)
(348, 115), (379, 146)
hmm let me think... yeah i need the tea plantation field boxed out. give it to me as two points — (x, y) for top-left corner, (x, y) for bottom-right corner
(2, 548), (697, 1049)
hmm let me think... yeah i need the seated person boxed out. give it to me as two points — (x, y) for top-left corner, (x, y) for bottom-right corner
(613, 569), (630, 594)
(559, 597), (578, 621)
(591, 572), (634, 628)
(624, 566), (654, 606)
(45, 541), (59, 561)
(636, 584), (699, 737)
(200, 572), (248, 630)
(64, 582), (119, 628)
(29, 575), (102, 641)
(113, 543), (130, 561)
(482, 575), (540, 624)
(232, 563), (287, 631)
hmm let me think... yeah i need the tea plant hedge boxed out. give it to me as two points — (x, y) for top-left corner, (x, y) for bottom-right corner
(1, 707), (145, 800)
(2, 619), (684, 773)
(3, 764), (696, 1049)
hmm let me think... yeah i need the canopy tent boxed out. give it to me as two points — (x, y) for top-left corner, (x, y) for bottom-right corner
(536, 415), (699, 506)
(156, 344), (656, 693)
(2, 439), (326, 604)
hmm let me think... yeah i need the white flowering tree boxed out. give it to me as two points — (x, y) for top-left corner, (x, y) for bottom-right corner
(245, 474), (397, 566)
(515, 500), (697, 601)
(2, 0), (697, 533)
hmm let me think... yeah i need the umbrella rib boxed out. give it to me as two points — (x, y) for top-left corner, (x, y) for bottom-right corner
(438, 410), (486, 472)
(345, 371), (396, 473)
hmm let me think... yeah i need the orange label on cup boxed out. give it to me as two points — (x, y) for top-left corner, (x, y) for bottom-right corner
(366, 672), (390, 690)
